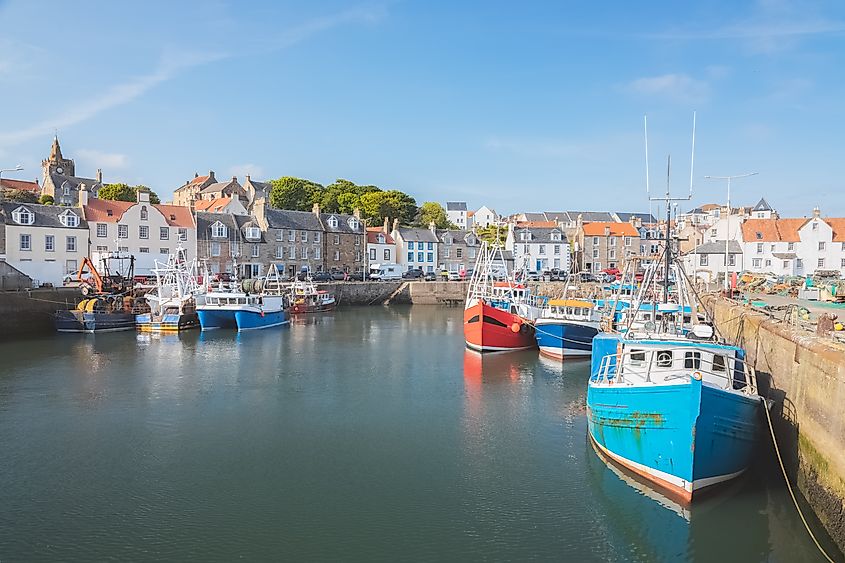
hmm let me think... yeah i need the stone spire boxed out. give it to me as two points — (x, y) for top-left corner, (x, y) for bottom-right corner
(49, 135), (63, 162)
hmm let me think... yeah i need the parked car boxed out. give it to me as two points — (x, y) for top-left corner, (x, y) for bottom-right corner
(526, 270), (541, 281)
(312, 272), (333, 282)
(448, 271), (463, 281)
(347, 271), (365, 281)
(578, 272), (596, 283)
(602, 268), (620, 277)
(329, 270), (347, 281)
(212, 272), (234, 283)
(424, 271), (437, 281)
(402, 269), (425, 279)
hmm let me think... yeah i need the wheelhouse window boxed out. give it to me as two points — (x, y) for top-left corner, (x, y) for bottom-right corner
(684, 351), (702, 369)
(656, 350), (673, 368)
(712, 354), (726, 372)
(629, 350), (646, 367)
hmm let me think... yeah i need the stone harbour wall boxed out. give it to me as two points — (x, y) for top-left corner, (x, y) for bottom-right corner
(702, 294), (845, 552)
(0, 288), (83, 339)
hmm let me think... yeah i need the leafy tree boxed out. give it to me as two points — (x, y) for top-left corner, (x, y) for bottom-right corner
(416, 201), (454, 229)
(268, 177), (324, 211)
(39, 194), (54, 205)
(359, 190), (418, 225)
(337, 192), (361, 214)
(475, 225), (507, 244)
(98, 183), (136, 202)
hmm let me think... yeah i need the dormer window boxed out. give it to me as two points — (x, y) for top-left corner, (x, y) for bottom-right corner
(245, 227), (261, 240)
(211, 221), (228, 238)
(62, 184), (70, 196)
(377, 234), (385, 244)
(170, 214), (176, 221)
(327, 216), (338, 228)
(756, 232), (762, 240)
(347, 217), (359, 230)
(11, 206), (34, 225)
(140, 206), (148, 221)
(59, 210), (79, 228)
(107, 209), (114, 217)
(551, 231), (561, 241)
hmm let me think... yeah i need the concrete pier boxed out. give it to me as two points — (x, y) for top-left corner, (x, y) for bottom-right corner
(703, 294), (845, 552)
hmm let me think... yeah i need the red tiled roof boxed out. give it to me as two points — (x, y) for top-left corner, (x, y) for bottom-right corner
(367, 230), (395, 244)
(83, 198), (133, 222)
(189, 175), (210, 186)
(824, 218), (845, 242)
(194, 197), (232, 213)
(582, 222), (639, 237)
(0, 178), (40, 193)
(467, 210), (475, 217)
(154, 204), (194, 227)
(740, 218), (807, 242)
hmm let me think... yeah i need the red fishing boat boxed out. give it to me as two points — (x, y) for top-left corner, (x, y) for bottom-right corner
(287, 277), (337, 314)
(463, 243), (546, 352)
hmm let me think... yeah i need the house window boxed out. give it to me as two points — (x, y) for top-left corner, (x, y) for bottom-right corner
(160, 227), (169, 240)
(624, 236), (632, 246)
(426, 242), (432, 250)
(444, 248), (451, 258)
(539, 245), (546, 255)
(66, 236), (76, 252)
(63, 185), (70, 196)
(819, 242), (826, 251)
(139, 247), (149, 253)
(356, 236), (362, 246)
(212, 222), (227, 238)
(699, 254), (708, 266)
(608, 249), (616, 259)
(19, 234), (31, 251)
(252, 245), (260, 258)
(592, 249), (599, 259)
(12, 207), (34, 225)
(788, 242), (795, 251)
(118, 224), (128, 238)
(230, 244), (239, 257)
(288, 230), (296, 242)
(812, 222), (818, 231)
(327, 216), (338, 228)
(592, 237), (599, 245)
(818, 258), (825, 268)
(469, 248), (476, 259)
(408, 241), (415, 250)
(384, 249), (390, 261)
(160, 248), (169, 254)
(765, 259), (771, 267)
(841, 259), (845, 268)
(302, 247), (309, 259)
(755, 232), (762, 240)
(246, 227), (260, 240)
(553, 245), (560, 255)
(118, 246), (129, 252)
(289, 246), (296, 259)
(334, 250), (340, 261)
(139, 225), (149, 239)
(355, 251), (362, 262)
(427, 252), (434, 262)
(784, 260), (789, 269)
(797, 259), (803, 268)
(684, 351), (702, 370)
(729, 254), (736, 266)
(276, 230), (284, 242)
(418, 252), (424, 262)
(656, 350), (673, 368)
(756, 243), (763, 253)
(752, 258), (761, 268)
(314, 248), (321, 260)
(609, 236), (617, 246)
(523, 244), (529, 254)
(314, 232), (321, 243)
(369, 248), (376, 260)
(275, 246), (283, 259)
(408, 251), (414, 262)
(139, 206), (148, 220)
(96, 245), (108, 252)
(348, 217), (360, 230)
(594, 262), (601, 271)
(59, 211), (79, 227)
(45, 235), (55, 252)
(456, 248), (463, 259)
(96, 223), (107, 237)
(301, 230), (308, 242)
(334, 234), (340, 245)
(66, 259), (77, 274)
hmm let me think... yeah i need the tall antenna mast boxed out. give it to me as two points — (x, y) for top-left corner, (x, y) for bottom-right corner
(644, 115), (652, 229)
(689, 110), (696, 198)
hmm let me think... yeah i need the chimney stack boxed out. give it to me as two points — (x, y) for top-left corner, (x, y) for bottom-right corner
(604, 225), (611, 236)
(383, 216), (389, 234)
(136, 186), (150, 203)
(429, 221), (436, 233)
(813, 206), (821, 218)
(312, 202), (321, 216)
(96, 168), (102, 183)
(353, 207), (361, 219)
(392, 218), (399, 234)
(78, 183), (89, 207)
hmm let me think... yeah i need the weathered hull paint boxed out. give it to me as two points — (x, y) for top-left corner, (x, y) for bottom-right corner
(534, 318), (598, 360)
(55, 310), (136, 333)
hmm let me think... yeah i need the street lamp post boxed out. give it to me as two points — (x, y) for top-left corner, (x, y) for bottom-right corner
(704, 172), (758, 291)
(0, 164), (25, 203)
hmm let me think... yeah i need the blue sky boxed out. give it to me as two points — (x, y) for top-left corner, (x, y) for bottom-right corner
(1, 0), (843, 217)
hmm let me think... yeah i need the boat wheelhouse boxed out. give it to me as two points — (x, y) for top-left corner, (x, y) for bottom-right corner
(197, 265), (288, 331)
(534, 298), (601, 359)
(288, 278), (337, 314)
(136, 247), (202, 333)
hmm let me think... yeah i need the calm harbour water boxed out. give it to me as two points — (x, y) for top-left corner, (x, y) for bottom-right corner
(0, 306), (839, 562)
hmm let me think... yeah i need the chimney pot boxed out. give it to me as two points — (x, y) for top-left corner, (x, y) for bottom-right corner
(312, 202), (321, 216)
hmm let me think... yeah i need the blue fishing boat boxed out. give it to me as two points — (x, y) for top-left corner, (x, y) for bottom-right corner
(197, 265), (288, 331)
(534, 298), (600, 359)
(587, 327), (764, 502)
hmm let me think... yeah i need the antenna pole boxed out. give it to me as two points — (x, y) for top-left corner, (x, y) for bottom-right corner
(689, 111), (696, 198)
(665, 156), (671, 303)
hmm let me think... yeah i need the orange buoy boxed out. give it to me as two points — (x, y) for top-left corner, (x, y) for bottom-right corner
(511, 322), (520, 333)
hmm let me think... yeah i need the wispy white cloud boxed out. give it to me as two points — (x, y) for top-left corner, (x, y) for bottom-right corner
(626, 73), (710, 104)
(77, 149), (129, 169)
(229, 163), (265, 179)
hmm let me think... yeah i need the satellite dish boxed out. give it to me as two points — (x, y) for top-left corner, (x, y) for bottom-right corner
(644, 321), (656, 332)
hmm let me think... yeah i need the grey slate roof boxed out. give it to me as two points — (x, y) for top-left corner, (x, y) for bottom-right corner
(264, 208), (323, 231)
(543, 212), (568, 222)
(615, 212), (657, 223)
(200, 180), (238, 194)
(753, 198), (772, 212)
(446, 201), (467, 211)
(689, 240), (743, 254)
(514, 227), (568, 243)
(196, 211), (243, 242)
(50, 173), (101, 191)
(397, 226), (438, 243)
(437, 229), (479, 246)
(322, 213), (363, 234)
(0, 202), (88, 229)
(568, 211), (615, 222)
(522, 212), (547, 222)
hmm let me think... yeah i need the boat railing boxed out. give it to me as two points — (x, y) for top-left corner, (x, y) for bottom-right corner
(593, 347), (758, 395)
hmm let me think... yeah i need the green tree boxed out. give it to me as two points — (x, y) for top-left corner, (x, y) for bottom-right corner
(337, 192), (361, 214)
(415, 201), (454, 229)
(3, 189), (39, 203)
(98, 183), (136, 202)
(268, 177), (324, 211)
(39, 194), (55, 205)
(475, 225), (507, 244)
(359, 190), (418, 225)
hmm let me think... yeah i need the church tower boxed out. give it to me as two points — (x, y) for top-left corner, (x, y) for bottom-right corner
(42, 136), (75, 178)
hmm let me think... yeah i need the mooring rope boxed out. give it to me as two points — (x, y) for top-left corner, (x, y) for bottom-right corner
(763, 400), (836, 563)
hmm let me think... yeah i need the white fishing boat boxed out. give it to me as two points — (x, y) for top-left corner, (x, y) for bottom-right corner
(136, 246), (203, 333)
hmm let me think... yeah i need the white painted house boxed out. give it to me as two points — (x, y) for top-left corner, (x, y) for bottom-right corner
(1, 202), (89, 286)
(392, 224), (439, 272)
(446, 202), (472, 229)
(472, 205), (498, 228)
(682, 240), (744, 284)
(505, 224), (570, 272)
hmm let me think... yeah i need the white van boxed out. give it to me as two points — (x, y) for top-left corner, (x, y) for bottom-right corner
(369, 263), (402, 281)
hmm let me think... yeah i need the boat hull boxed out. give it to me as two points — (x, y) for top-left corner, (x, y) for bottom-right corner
(197, 309), (238, 330)
(234, 309), (289, 331)
(55, 310), (137, 333)
(534, 318), (598, 360)
(136, 312), (200, 333)
(463, 300), (536, 352)
(587, 377), (762, 502)
(289, 301), (336, 314)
